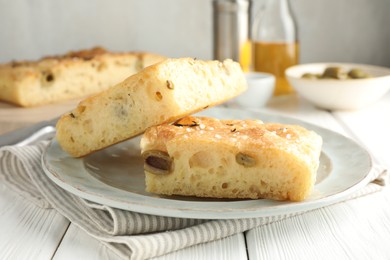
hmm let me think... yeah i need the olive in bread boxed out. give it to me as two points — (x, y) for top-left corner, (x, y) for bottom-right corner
(141, 116), (323, 202)
(56, 58), (247, 157)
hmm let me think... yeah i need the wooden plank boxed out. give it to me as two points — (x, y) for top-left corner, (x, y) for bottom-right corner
(53, 224), (248, 260)
(0, 99), (79, 135)
(331, 92), (390, 167)
(246, 188), (390, 260)
(0, 99), (78, 124)
(0, 184), (70, 259)
(52, 224), (118, 260)
(0, 121), (31, 135)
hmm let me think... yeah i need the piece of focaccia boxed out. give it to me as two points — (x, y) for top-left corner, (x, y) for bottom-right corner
(0, 46), (166, 107)
(141, 116), (323, 202)
(56, 58), (247, 157)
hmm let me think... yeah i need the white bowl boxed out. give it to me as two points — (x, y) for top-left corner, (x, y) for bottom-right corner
(226, 72), (275, 109)
(285, 63), (390, 110)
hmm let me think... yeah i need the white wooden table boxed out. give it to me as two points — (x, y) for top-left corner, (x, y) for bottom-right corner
(1, 93), (389, 259)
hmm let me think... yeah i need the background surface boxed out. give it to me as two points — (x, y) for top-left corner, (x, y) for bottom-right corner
(1, 0), (389, 67)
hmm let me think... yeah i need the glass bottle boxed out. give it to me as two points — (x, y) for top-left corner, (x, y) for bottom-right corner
(252, 0), (299, 96)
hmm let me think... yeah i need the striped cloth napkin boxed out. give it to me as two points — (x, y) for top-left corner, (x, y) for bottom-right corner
(0, 142), (387, 260)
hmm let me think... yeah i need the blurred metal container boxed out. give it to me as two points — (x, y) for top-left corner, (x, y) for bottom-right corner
(213, 0), (251, 71)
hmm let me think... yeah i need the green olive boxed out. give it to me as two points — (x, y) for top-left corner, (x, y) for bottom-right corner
(301, 73), (320, 79)
(348, 68), (372, 79)
(321, 67), (347, 79)
(301, 66), (372, 80)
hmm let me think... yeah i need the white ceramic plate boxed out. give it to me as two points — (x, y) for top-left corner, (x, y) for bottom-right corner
(42, 107), (373, 219)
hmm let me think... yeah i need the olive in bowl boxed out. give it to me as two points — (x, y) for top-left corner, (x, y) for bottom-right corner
(285, 63), (390, 110)
(301, 66), (372, 80)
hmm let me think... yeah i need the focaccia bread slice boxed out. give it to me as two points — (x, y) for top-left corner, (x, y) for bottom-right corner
(0, 47), (166, 107)
(140, 116), (323, 202)
(56, 58), (247, 157)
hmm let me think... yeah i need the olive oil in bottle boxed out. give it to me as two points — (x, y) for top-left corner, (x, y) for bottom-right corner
(252, 0), (299, 96)
(253, 41), (299, 95)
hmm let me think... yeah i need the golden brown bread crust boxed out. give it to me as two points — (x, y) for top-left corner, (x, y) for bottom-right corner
(0, 47), (166, 107)
(8, 46), (110, 66)
(141, 116), (323, 201)
(56, 58), (247, 157)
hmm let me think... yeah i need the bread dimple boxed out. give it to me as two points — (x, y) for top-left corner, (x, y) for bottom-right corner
(56, 58), (247, 157)
(141, 116), (323, 202)
(0, 47), (166, 107)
